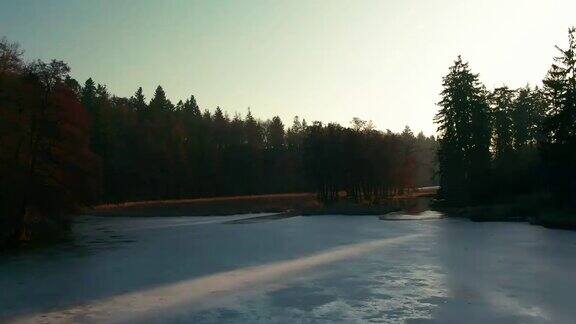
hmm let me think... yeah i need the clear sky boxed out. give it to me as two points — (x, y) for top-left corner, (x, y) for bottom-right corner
(1, 0), (575, 135)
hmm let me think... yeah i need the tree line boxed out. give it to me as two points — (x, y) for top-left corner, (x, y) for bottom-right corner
(304, 121), (436, 203)
(0, 36), (437, 244)
(436, 28), (576, 208)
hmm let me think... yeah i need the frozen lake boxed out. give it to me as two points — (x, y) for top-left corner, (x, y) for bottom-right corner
(1, 212), (576, 323)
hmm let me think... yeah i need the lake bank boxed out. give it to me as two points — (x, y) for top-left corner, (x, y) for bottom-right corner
(90, 188), (438, 218)
(433, 195), (576, 231)
(91, 193), (320, 217)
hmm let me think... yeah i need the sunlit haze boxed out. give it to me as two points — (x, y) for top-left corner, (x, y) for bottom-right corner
(1, 0), (575, 134)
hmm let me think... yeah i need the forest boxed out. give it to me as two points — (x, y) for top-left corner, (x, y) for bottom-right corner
(0, 37), (437, 245)
(436, 28), (576, 212)
(6, 25), (575, 247)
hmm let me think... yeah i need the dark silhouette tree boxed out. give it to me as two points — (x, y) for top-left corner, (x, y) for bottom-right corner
(1, 56), (99, 243)
(490, 86), (515, 162)
(0, 37), (24, 75)
(435, 56), (491, 205)
(542, 27), (576, 205)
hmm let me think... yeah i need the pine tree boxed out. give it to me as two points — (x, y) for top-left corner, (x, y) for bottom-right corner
(183, 95), (200, 116)
(266, 116), (285, 150)
(81, 78), (96, 113)
(542, 27), (576, 205)
(543, 28), (576, 145)
(149, 85), (172, 113)
(490, 86), (515, 162)
(435, 56), (491, 205)
(512, 86), (534, 149)
(130, 87), (147, 112)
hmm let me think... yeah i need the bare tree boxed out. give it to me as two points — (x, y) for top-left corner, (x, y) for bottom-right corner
(0, 37), (24, 74)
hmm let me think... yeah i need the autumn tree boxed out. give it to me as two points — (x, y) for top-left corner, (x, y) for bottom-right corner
(1, 55), (98, 244)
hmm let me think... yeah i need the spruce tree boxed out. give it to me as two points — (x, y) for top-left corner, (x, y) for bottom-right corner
(542, 27), (576, 205)
(490, 86), (515, 162)
(435, 56), (491, 205)
(130, 87), (147, 112)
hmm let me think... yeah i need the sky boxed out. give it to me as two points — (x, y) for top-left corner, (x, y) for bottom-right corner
(1, 0), (575, 135)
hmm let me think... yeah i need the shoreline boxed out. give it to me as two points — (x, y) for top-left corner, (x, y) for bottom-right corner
(88, 191), (437, 218)
(88, 193), (320, 217)
(434, 200), (576, 231)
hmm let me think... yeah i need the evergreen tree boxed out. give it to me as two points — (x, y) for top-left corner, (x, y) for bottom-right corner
(512, 86), (536, 149)
(149, 85), (172, 112)
(401, 126), (417, 191)
(266, 116), (285, 150)
(542, 27), (576, 205)
(130, 87), (147, 112)
(183, 95), (201, 116)
(490, 86), (515, 162)
(490, 86), (520, 197)
(435, 56), (491, 205)
(81, 78), (96, 113)
(244, 109), (263, 149)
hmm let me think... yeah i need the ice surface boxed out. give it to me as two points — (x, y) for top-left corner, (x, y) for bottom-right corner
(1, 213), (575, 323)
